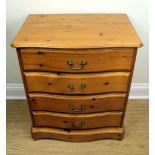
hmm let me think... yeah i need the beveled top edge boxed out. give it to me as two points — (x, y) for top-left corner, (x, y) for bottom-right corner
(11, 14), (143, 49)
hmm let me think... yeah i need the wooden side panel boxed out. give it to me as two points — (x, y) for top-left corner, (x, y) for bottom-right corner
(121, 48), (138, 126)
(29, 93), (126, 113)
(25, 72), (130, 94)
(32, 127), (125, 141)
(21, 48), (134, 72)
(16, 49), (35, 126)
(32, 111), (123, 129)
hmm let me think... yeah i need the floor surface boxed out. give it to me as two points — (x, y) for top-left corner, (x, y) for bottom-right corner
(6, 100), (148, 155)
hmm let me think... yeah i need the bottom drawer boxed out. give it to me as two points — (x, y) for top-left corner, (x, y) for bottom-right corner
(32, 111), (123, 129)
(32, 127), (125, 141)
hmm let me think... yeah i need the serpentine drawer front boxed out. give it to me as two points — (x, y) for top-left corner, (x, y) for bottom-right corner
(32, 111), (123, 129)
(25, 72), (130, 94)
(29, 93), (126, 113)
(11, 14), (143, 142)
(20, 48), (134, 72)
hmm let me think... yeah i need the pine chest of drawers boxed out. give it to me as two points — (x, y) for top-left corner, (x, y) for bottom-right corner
(11, 14), (143, 142)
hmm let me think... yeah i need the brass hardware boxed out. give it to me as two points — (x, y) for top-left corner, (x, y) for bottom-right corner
(80, 84), (87, 92)
(69, 104), (86, 112)
(67, 121), (85, 129)
(67, 83), (87, 93)
(67, 59), (87, 70)
(68, 84), (74, 91)
(80, 60), (87, 65)
(67, 60), (73, 65)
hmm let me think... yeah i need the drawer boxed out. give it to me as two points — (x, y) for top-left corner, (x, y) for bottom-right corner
(25, 72), (130, 94)
(32, 111), (123, 129)
(20, 48), (134, 72)
(29, 93), (126, 113)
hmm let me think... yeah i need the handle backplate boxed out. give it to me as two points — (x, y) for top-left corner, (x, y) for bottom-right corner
(69, 104), (86, 112)
(67, 121), (85, 129)
(67, 60), (87, 70)
(68, 83), (87, 93)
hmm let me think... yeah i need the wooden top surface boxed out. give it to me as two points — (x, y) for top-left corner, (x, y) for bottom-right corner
(11, 14), (143, 49)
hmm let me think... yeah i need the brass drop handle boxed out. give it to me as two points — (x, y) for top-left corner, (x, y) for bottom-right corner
(69, 104), (86, 112)
(80, 84), (87, 91)
(68, 84), (74, 91)
(67, 60), (87, 70)
(68, 121), (85, 129)
(68, 84), (87, 93)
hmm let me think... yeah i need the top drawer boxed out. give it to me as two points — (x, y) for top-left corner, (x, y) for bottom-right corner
(20, 48), (134, 73)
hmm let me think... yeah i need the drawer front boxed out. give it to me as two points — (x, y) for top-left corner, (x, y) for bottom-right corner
(29, 93), (126, 113)
(33, 111), (123, 129)
(25, 72), (130, 94)
(21, 48), (134, 72)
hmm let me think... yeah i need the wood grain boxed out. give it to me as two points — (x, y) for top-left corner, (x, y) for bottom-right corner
(6, 100), (148, 155)
(32, 111), (122, 129)
(11, 14), (143, 143)
(11, 14), (143, 48)
(24, 72), (130, 94)
(29, 93), (126, 113)
(21, 48), (134, 72)
(32, 127), (124, 141)
(121, 49), (137, 126)
(17, 49), (35, 126)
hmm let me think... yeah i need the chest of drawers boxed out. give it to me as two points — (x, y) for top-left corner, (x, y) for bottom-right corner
(11, 14), (143, 142)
